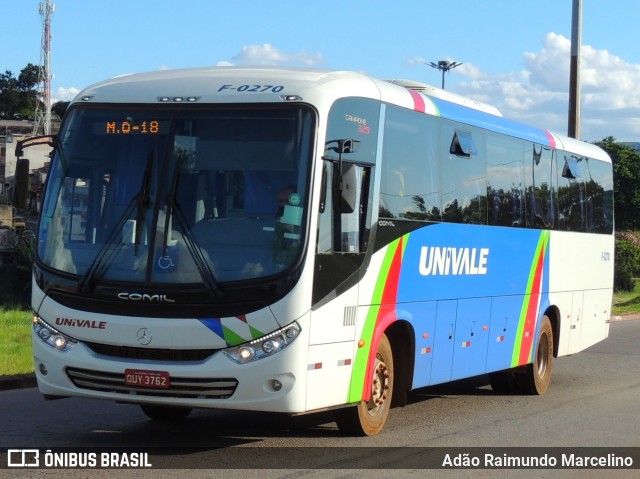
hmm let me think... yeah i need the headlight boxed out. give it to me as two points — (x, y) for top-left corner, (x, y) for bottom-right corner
(223, 321), (301, 364)
(33, 315), (78, 353)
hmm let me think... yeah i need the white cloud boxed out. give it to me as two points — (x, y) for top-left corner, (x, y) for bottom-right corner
(456, 63), (484, 82)
(52, 86), (80, 103)
(224, 43), (324, 67)
(406, 56), (427, 66)
(453, 33), (640, 141)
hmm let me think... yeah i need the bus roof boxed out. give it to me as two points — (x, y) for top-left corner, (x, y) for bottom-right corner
(72, 67), (611, 163)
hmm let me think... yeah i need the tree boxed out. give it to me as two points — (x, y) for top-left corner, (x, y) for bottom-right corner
(595, 137), (640, 230)
(17, 64), (40, 92)
(0, 63), (40, 118)
(52, 100), (69, 119)
(0, 70), (20, 115)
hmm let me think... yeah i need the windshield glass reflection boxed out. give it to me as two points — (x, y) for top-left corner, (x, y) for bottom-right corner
(38, 106), (314, 286)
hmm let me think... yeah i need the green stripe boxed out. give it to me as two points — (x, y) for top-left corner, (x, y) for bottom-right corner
(511, 231), (549, 367)
(222, 326), (246, 347)
(425, 96), (441, 116)
(347, 237), (402, 402)
(249, 325), (264, 340)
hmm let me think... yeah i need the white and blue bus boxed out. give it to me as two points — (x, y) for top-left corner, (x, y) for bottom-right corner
(30, 68), (614, 435)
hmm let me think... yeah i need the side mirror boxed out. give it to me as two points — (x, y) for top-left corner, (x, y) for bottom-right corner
(339, 139), (360, 154)
(339, 163), (357, 214)
(324, 138), (361, 156)
(13, 158), (30, 209)
(322, 138), (361, 214)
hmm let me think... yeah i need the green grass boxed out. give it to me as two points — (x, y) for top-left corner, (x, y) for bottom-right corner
(0, 309), (34, 376)
(612, 279), (640, 316)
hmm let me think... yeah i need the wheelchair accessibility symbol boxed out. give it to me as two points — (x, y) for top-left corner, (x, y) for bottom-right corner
(157, 255), (175, 270)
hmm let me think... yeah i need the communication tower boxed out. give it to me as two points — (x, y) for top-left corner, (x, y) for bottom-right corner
(33, 1), (55, 135)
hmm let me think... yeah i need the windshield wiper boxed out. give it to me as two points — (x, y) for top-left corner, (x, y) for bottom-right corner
(164, 165), (224, 298)
(77, 152), (154, 293)
(134, 152), (154, 255)
(54, 136), (69, 175)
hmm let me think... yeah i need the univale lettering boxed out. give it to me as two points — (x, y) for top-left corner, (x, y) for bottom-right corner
(419, 246), (489, 276)
(55, 318), (107, 329)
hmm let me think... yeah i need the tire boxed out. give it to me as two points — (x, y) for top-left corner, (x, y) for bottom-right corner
(335, 334), (394, 436)
(140, 404), (192, 421)
(519, 315), (554, 395)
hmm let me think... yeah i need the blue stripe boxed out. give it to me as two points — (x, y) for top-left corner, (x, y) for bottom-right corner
(198, 317), (228, 346)
(428, 96), (552, 146)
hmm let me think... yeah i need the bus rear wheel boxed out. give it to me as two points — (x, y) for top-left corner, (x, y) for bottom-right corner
(490, 315), (554, 395)
(140, 404), (192, 421)
(335, 334), (394, 436)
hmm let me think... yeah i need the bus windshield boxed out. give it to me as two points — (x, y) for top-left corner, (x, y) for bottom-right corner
(38, 106), (314, 287)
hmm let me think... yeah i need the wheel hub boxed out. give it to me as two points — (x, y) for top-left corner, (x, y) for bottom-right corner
(368, 358), (390, 413)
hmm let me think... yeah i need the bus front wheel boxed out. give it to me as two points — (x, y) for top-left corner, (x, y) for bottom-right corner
(335, 334), (394, 436)
(520, 314), (554, 395)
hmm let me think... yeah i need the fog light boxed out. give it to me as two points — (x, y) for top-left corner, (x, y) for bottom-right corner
(271, 379), (282, 391)
(39, 363), (48, 375)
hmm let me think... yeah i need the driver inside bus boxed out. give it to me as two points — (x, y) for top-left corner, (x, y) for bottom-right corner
(273, 186), (302, 268)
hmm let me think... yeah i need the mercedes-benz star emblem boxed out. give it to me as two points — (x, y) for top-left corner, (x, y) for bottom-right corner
(136, 328), (152, 345)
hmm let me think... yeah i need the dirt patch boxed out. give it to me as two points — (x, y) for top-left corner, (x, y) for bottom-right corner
(616, 231), (640, 247)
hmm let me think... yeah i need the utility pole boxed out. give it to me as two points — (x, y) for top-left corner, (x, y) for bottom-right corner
(568, 0), (581, 139)
(428, 60), (462, 89)
(33, 0), (55, 136)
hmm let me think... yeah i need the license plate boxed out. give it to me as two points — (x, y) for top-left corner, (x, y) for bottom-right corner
(124, 369), (170, 389)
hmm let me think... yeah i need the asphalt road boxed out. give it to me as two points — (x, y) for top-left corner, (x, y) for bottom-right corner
(1, 319), (639, 479)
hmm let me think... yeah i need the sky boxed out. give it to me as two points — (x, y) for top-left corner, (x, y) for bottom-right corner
(3, 0), (640, 142)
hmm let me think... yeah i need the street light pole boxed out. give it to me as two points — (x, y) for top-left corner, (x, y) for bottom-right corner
(428, 60), (462, 89)
(568, 0), (582, 139)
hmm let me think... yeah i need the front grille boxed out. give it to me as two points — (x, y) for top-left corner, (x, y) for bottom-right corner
(66, 367), (238, 399)
(85, 342), (217, 362)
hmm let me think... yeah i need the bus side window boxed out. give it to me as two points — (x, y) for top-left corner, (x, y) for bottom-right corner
(317, 160), (370, 254)
(558, 155), (586, 231)
(450, 130), (477, 157)
(314, 159), (371, 305)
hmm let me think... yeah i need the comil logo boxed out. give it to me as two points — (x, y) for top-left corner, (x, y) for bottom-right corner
(117, 292), (175, 303)
(7, 449), (39, 467)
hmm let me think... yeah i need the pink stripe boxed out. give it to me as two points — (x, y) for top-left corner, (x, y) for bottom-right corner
(544, 130), (556, 148)
(408, 89), (426, 113)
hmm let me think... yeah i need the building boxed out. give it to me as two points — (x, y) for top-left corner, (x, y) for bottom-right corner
(1, 120), (53, 205)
